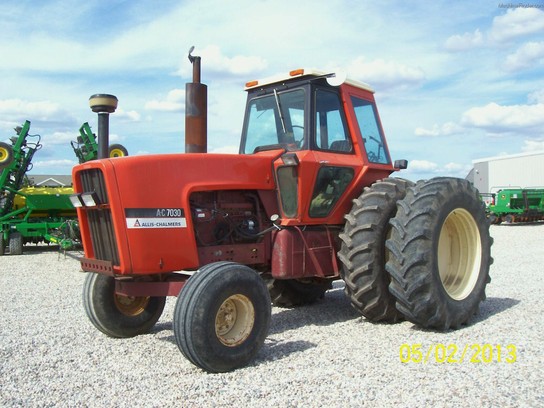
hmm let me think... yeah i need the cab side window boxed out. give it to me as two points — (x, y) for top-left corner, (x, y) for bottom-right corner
(315, 89), (352, 153)
(350, 96), (390, 164)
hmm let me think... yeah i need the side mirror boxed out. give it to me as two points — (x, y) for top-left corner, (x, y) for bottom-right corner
(394, 159), (408, 170)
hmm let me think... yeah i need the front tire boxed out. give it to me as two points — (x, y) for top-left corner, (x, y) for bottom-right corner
(386, 177), (492, 329)
(83, 273), (166, 338)
(338, 178), (413, 322)
(9, 232), (23, 255)
(173, 262), (271, 373)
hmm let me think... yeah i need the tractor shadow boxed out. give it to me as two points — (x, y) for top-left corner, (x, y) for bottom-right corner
(408, 296), (520, 333)
(11, 244), (83, 258)
(493, 221), (544, 227)
(268, 281), (359, 335)
(256, 282), (360, 364)
(471, 296), (520, 324)
(154, 281), (359, 365)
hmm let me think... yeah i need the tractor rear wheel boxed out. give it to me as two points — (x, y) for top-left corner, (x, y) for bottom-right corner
(109, 144), (129, 158)
(0, 234), (4, 256)
(338, 178), (413, 322)
(83, 273), (166, 338)
(387, 177), (492, 329)
(263, 275), (331, 307)
(8, 232), (23, 255)
(173, 262), (271, 373)
(0, 142), (14, 169)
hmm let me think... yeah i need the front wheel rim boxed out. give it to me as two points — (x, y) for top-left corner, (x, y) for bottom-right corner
(114, 294), (150, 316)
(438, 208), (482, 300)
(215, 294), (255, 347)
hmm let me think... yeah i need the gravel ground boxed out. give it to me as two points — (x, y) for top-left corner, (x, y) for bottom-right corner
(1, 224), (543, 407)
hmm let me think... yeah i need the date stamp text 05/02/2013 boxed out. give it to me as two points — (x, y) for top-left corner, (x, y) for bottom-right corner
(399, 344), (517, 364)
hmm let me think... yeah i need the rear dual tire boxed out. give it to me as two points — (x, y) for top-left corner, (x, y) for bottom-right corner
(339, 177), (492, 330)
(339, 178), (413, 322)
(386, 177), (492, 329)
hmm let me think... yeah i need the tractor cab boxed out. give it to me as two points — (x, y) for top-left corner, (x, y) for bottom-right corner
(240, 69), (404, 224)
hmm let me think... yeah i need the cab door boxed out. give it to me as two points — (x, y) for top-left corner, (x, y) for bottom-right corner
(298, 87), (363, 224)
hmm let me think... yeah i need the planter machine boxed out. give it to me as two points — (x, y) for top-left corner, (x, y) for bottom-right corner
(487, 188), (544, 224)
(0, 120), (128, 255)
(0, 121), (78, 255)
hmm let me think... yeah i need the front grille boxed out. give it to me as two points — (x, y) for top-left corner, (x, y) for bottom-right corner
(80, 169), (120, 265)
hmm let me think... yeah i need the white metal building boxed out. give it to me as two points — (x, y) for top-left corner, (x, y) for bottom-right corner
(466, 151), (544, 194)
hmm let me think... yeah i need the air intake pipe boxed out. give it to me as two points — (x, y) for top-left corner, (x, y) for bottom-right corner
(185, 46), (208, 153)
(89, 94), (118, 159)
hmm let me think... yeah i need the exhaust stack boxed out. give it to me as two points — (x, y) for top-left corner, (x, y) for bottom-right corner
(185, 46), (208, 153)
(89, 94), (118, 159)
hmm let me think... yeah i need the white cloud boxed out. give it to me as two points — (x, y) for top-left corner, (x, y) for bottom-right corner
(43, 131), (76, 146)
(346, 57), (425, 90)
(444, 8), (544, 52)
(0, 99), (65, 121)
(209, 145), (238, 154)
(504, 41), (544, 71)
(176, 45), (268, 78)
(489, 8), (544, 43)
(145, 89), (185, 112)
(32, 159), (77, 169)
(521, 138), (544, 152)
(461, 101), (544, 133)
(403, 160), (472, 180)
(414, 122), (463, 137)
(409, 160), (439, 172)
(528, 89), (544, 103)
(116, 108), (141, 122)
(444, 29), (484, 51)
(444, 162), (463, 172)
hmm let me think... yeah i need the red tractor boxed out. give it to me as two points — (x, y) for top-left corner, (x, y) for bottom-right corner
(71, 50), (492, 372)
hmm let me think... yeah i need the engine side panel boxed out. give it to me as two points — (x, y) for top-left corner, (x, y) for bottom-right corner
(190, 190), (272, 266)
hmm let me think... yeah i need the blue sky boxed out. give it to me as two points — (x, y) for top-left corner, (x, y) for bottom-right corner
(1, 0), (543, 183)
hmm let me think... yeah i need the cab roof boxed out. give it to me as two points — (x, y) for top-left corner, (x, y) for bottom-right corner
(244, 68), (375, 93)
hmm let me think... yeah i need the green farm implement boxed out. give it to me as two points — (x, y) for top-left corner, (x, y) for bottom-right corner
(487, 188), (544, 224)
(0, 121), (78, 255)
(1, 120), (129, 254)
(71, 122), (128, 163)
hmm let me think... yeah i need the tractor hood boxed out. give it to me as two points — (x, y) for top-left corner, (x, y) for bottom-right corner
(101, 151), (278, 201)
(72, 150), (281, 274)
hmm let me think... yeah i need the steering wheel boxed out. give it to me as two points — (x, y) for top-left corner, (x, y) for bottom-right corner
(291, 125), (304, 148)
(367, 151), (378, 162)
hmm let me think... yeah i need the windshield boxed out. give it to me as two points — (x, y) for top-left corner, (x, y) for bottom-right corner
(242, 88), (305, 154)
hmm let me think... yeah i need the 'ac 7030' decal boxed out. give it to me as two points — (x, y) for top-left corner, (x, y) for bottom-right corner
(125, 208), (186, 229)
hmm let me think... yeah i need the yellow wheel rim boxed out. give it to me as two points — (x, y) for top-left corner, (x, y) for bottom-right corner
(215, 294), (255, 347)
(438, 208), (482, 300)
(114, 294), (150, 316)
(0, 146), (9, 163)
(109, 149), (125, 158)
